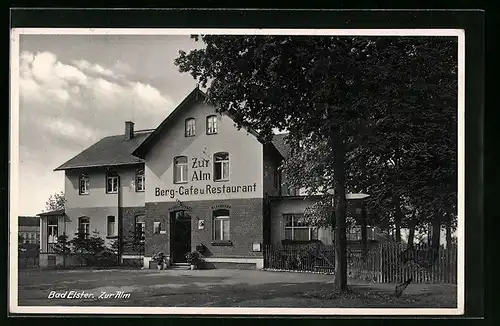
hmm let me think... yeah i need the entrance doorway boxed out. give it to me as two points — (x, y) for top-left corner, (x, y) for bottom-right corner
(170, 210), (192, 263)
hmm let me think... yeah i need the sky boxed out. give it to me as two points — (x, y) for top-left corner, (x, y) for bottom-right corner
(17, 34), (202, 215)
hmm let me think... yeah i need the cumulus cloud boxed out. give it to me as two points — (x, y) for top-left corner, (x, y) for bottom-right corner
(18, 50), (177, 215)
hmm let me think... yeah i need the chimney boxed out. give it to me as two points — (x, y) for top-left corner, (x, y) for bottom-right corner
(125, 121), (134, 140)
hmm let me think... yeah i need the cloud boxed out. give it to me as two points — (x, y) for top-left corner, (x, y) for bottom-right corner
(18, 50), (176, 215)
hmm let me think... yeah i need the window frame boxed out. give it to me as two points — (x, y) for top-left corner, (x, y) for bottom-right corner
(213, 209), (230, 241)
(47, 216), (58, 244)
(213, 152), (230, 182)
(135, 168), (145, 192)
(79, 174), (90, 195)
(135, 215), (146, 243)
(206, 115), (218, 135)
(78, 217), (90, 239)
(173, 156), (188, 184)
(106, 172), (119, 194)
(107, 216), (116, 237)
(153, 221), (162, 234)
(283, 214), (318, 241)
(185, 117), (196, 137)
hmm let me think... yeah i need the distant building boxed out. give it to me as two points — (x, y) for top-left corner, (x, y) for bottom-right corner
(38, 88), (376, 269)
(18, 216), (40, 245)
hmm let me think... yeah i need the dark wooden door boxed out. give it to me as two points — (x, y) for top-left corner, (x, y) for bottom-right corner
(170, 211), (191, 263)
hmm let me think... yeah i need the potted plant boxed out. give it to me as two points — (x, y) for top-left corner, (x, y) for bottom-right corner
(152, 252), (167, 270)
(185, 251), (201, 270)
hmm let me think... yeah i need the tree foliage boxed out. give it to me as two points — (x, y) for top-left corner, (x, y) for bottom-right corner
(175, 35), (457, 291)
(44, 191), (66, 212)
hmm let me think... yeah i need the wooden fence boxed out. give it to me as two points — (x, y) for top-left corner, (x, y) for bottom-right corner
(263, 242), (457, 284)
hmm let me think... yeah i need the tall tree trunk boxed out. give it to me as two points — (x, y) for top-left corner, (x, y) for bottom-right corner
(431, 217), (441, 251)
(332, 131), (348, 292)
(407, 219), (417, 247)
(393, 197), (403, 243)
(361, 208), (368, 261)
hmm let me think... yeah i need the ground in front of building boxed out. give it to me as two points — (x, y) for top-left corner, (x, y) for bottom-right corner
(17, 268), (457, 308)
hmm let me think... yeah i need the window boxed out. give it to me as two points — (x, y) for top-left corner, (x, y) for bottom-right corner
(213, 152), (229, 181)
(213, 209), (230, 241)
(48, 216), (58, 244)
(135, 215), (145, 243)
(185, 118), (196, 137)
(206, 115), (218, 134)
(136, 169), (145, 192)
(284, 214), (318, 241)
(79, 174), (89, 195)
(173, 156), (188, 183)
(107, 216), (115, 237)
(78, 217), (90, 239)
(153, 222), (162, 234)
(347, 226), (376, 241)
(106, 172), (119, 194)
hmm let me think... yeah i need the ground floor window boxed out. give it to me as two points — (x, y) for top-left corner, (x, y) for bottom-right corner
(48, 216), (58, 243)
(283, 214), (318, 241)
(213, 209), (230, 241)
(153, 222), (162, 234)
(107, 216), (115, 237)
(135, 215), (145, 243)
(347, 226), (376, 241)
(79, 217), (90, 239)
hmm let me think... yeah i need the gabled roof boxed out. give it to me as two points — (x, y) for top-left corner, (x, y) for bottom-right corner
(132, 87), (285, 161)
(54, 130), (153, 171)
(271, 133), (290, 159)
(18, 216), (40, 226)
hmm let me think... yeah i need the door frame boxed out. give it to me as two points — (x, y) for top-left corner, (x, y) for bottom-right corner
(169, 210), (192, 263)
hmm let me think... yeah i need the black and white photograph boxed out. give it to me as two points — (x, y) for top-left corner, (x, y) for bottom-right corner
(9, 19), (470, 316)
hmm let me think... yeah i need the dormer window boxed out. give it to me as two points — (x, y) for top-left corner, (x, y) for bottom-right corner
(79, 174), (89, 195)
(206, 115), (218, 135)
(185, 118), (196, 137)
(106, 172), (119, 194)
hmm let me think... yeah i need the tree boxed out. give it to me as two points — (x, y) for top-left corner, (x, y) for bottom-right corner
(69, 229), (107, 266)
(53, 234), (71, 268)
(175, 35), (457, 293)
(44, 191), (66, 212)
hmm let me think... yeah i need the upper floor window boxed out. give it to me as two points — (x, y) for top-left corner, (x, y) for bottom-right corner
(284, 214), (318, 241)
(79, 174), (90, 195)
(213, 152), (229, 181)
(213, 209), (230, 241)
(78, 216), (90, 239)
(136, 169), (145, 192)
(106, 172), (119, 194)
(206, 115), (218, 135)
(185, 118), (196, 137)
(173, 156), (188, 183)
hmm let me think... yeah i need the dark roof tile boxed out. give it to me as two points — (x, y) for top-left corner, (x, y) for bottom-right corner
(54, 131), (152, 171)
(18, 216), (40, 226)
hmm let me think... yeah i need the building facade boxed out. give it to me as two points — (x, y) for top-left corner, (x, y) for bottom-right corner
(18, 216), (40, 245)
(38, 88), (377, 269)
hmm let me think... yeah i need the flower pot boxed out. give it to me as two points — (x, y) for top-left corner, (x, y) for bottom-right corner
(190, 264), (196, 270)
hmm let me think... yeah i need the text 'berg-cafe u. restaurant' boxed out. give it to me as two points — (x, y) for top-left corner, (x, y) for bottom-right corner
(37, 88), (373, 269)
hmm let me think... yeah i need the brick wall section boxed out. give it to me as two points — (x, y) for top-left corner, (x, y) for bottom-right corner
(145, 198), (264, 259)
(119, 206), (145, 255)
